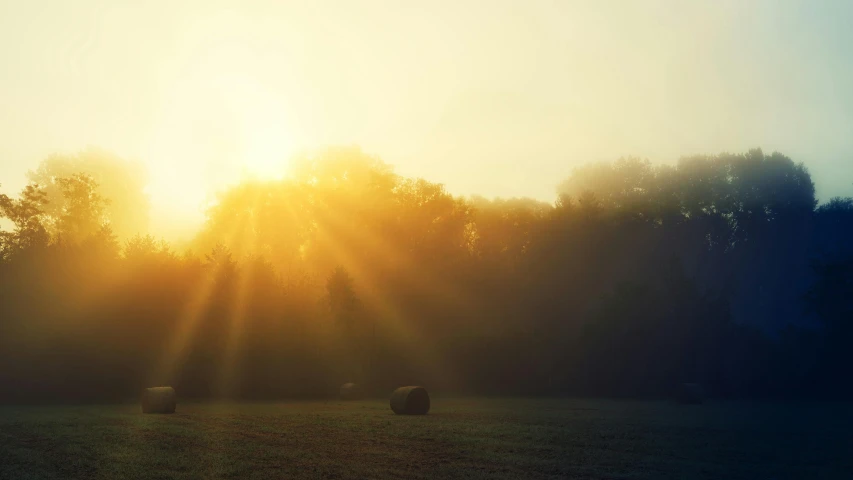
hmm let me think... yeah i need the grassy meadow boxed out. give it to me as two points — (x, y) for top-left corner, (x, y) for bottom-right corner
(0, 397), (850, 479)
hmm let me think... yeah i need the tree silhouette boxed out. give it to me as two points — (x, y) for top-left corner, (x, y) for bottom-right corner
(54, 173), (110, 243)
(0, 147), (851, 402)
(27, 148), (149, 238)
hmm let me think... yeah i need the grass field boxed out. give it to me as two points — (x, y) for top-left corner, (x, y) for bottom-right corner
(1, 397), (850, 479)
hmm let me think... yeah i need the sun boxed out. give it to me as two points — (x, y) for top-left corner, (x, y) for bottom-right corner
(143, 49), (299, 227)
(224, 77), (295, 180)
(240, 115), (293, 180)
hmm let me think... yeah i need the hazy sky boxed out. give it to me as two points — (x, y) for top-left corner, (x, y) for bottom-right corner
(1, 0), (851, 238)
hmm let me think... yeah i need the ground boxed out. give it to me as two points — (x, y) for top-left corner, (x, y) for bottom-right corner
(0, 398), (850, 479)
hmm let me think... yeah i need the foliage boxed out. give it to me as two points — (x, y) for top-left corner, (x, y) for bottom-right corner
(0, 147), (851, 402)
(27, 148), (149, 239)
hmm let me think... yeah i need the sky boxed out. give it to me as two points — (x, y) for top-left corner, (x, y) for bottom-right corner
(1, 0), (852, 239)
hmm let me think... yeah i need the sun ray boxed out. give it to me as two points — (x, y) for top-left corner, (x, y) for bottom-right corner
(315, 193), (475, 316)
(148, 211), (248, 388)
(214, 189), (263, 400)
(149, 176), (471, 392)
(308, 201), (464, 388)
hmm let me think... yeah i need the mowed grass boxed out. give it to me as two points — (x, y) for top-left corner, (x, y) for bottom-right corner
(1, 397), (851, 479)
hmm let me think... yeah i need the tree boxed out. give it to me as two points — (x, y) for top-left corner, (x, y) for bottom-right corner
(325, 266), (373, 383)
(205, 243), (238, 284)
(326, 266), (359, 329)
(804, 253), (853, 398)
(0, 183), (50, 255)
(27, 148), (149, 239)
(54, 174), (110, 243)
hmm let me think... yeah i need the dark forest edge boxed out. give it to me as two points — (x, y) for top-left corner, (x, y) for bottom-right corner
(0, 147), (851, 403)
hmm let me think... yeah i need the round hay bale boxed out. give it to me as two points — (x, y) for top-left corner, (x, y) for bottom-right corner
(675, 383), (704, 404)
(142, 386), (176, 414)
(340, 382), (363, 400)
(390, 386), (430, 415)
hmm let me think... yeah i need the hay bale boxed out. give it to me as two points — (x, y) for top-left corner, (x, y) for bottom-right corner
(390, 386), (430, 415)
(142, 386), (176, 414)
(340, 382), (363, 400)
(676, 383), (704, 404)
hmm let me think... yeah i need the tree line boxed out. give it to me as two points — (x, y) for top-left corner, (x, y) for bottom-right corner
(0, 146), (851, 403)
